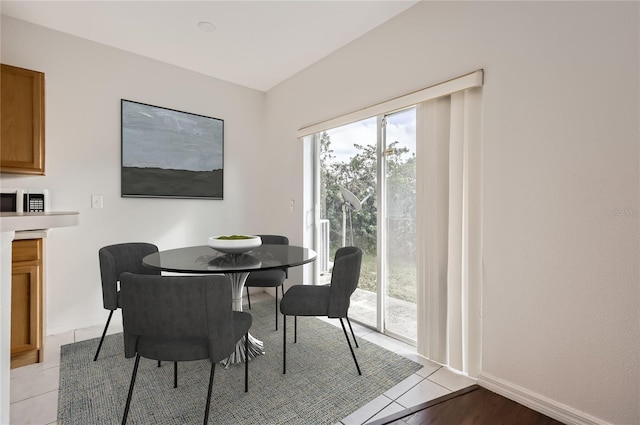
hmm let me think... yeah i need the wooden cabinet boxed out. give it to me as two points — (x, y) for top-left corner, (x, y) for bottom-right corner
(1, 64), (45, 175)
(11, 239), (43, 369)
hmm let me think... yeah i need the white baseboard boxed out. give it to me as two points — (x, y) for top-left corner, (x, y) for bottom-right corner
(477, 373), (611, 425)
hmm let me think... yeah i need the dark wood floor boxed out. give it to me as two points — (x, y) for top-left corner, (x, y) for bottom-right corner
(369, 385), (565, 425)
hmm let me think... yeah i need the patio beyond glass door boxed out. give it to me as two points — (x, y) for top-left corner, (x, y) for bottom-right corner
(317, 108), (417, 343)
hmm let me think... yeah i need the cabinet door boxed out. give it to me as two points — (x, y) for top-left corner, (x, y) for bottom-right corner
(1, 64), (45, 175)
(11, 262), (41, 354)
(11, 239), (43, 369)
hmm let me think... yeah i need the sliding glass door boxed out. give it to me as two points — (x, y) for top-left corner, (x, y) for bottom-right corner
(316, 109), (416, 343)
(381, 108), (417, 341)
(318, 118), (378, 327)
(306, 70), (484, 371)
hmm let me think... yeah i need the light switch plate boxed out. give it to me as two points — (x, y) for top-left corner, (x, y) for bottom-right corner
(91, 194), (103, 209)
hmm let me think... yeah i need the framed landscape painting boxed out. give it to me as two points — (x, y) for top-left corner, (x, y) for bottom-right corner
(121, 99), (224, 199)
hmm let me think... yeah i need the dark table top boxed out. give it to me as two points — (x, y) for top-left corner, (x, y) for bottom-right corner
(142, 244), (317, 274)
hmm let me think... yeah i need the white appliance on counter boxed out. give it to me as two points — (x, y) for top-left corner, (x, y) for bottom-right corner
(0, 188), (50, 212)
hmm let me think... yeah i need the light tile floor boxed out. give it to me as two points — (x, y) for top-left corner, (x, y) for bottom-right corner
(9, 292), (475, 425)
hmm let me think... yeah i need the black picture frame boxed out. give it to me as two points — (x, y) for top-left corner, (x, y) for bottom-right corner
(121, 99), (224, 199)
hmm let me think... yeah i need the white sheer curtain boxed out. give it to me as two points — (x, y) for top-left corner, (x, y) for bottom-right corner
(416, 87), (483, 377)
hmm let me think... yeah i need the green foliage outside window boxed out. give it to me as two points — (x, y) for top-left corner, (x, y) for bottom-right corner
(320, 131), (417, 302)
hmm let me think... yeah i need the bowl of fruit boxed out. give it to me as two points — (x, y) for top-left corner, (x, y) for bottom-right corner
(207, 235), (262, 254)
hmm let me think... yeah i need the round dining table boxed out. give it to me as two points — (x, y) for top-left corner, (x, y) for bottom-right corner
(142, 244), (317, 364)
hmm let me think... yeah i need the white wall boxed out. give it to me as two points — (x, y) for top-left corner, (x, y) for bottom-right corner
(264, 2), (639, 424)
(1, 16), (266, 334)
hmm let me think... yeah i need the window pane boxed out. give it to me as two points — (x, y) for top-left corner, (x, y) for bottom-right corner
(319, 118), (377, 328)
(384, 108), (417, 341)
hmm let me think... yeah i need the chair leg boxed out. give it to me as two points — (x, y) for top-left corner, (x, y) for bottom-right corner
(339, 318), (362, 376)
(282, 315), (286, 374)
(274, 286), (279, 331)
(203, 362), (215, 425)
(158, 360), (161, 367)
(93, 310), (114, 361)
(122, 354), (141, 425)
(174, 361), (178, 388)
(244, 333), (249, 392)
(246, 287), (252, 309)
(346, 317), (358, 348)
(294, 316), (297, 343)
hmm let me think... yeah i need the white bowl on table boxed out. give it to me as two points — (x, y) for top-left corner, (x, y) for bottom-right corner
(207, 235), (262, 254)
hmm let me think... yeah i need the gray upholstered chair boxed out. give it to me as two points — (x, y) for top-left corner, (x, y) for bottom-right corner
(280, 246), (363, 375)
(95, 242), (160, 361)
(244, 234), (289, 330)
(119, 273), (252, 425)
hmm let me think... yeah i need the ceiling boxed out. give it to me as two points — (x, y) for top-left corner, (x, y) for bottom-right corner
(1, 0), (419, 92)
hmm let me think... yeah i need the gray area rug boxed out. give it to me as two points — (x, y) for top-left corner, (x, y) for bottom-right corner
(58, 300), (422, 424)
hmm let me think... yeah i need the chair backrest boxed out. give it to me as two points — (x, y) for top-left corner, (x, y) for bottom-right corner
(327, 246), (363, 318)
(98, 242), (160, 310)
(257, 234), (289, 246)
(255, 234), (289, 277)
(119, 273), (236, 363)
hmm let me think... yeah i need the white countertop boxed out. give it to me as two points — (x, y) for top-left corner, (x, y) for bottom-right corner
(0, 211), (79, 232)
